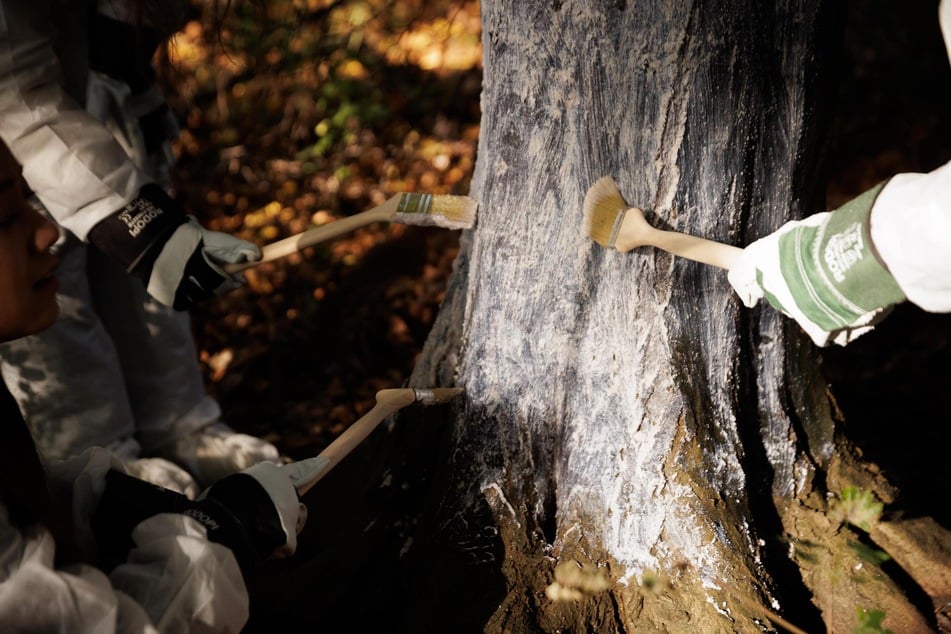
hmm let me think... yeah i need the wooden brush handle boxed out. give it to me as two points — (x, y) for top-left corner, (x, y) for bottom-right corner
(295, 388), (417, 496)
(619, 208), (742, 270)
(223, 204), (396, 275)
(644, 227), (743, 270)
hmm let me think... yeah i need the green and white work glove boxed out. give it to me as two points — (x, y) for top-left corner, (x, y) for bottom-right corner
(88, 184), (260, 310)
(728, 183), (907, 347)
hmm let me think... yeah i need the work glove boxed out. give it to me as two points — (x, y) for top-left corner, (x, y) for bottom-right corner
(93, 461), (312, 577)
(727, 182), (907, 346)
(87, 184), (260, 310)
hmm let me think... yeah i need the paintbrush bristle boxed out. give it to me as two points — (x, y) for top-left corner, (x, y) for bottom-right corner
(583, 177), (628, 247)
(394, 193), (478, 230)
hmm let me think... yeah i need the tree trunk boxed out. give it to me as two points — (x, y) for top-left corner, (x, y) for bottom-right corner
(401, 1), (948, 632)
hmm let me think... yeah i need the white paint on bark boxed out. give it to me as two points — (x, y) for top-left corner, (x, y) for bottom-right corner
(410, 0), (833, 628)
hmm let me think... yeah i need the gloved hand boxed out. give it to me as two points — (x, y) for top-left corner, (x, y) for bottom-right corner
(87, 184), (260, 309)
(93, 461), (308, 577)
(727, 182), (907, 346)
(198, 461), (305, 562)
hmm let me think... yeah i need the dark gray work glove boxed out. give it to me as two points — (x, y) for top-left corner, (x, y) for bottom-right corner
(87, 184), (260, 309)
(93, 462), (305, 578)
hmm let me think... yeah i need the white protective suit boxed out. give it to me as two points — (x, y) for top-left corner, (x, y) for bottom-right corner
(0, 447), (249, 633)
(0, 0), (276, 486)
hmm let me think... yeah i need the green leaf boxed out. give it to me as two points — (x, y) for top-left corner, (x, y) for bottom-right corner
(847, 539), (892, 565)
(852, 607), (893, 634)
(832, 487), (883, 532)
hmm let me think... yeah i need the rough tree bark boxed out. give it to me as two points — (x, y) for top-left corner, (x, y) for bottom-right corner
(397, 1), (950, 632)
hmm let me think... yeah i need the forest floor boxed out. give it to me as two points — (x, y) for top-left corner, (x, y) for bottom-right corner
(163, 0), (950, 629)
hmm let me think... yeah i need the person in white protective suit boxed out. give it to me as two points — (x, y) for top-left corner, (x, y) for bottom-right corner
(0, 0), (280, 497)
(0, 135), (323, 633)
(728, 0), (951, 347)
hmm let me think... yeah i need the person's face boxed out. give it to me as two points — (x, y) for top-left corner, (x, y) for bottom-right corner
(0, 142), (60, 342)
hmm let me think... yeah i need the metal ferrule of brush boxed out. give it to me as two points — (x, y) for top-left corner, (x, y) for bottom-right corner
(412, 388), (436, 403)
(395, 193), (433, 215)
(607, 208), (628, 249)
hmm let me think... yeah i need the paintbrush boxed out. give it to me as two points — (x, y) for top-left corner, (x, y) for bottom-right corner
(292, 387), (463, 496)
(224, 192), (477, 274)
(583, 176), (742, 270)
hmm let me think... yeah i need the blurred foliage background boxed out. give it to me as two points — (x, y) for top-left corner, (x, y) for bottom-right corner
(160, 0), (482, 459)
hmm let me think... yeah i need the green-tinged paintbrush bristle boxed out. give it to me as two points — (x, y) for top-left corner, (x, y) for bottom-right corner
(583, 177), (629, 248)
(394, 193), (478, 230)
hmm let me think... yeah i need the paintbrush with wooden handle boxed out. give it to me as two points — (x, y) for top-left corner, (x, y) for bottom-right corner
(225, 192), (477, 274)
(292, 387), (463, 497)
(583, 176), (742, 270)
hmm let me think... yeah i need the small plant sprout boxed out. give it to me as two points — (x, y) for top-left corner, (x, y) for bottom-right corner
(847, 539), (891, 566)
(639, 569), (672, 594)
(853, 607), (893, 634)
(545, 560), (611, 602)
(830, 486), (883, 532)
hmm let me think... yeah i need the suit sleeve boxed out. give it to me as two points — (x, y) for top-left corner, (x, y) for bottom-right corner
(0, 448), (250, 633)
(848, 2), (951, 312)
(0, 508), (248, 633)
(869, 160), (951, 312)
(0, 1), (152, 239)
